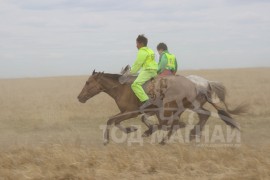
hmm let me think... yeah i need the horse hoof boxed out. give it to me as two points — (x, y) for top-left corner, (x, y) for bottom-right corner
(159, 140), (166, 145)
(189, 134), (201, 141)
(103, 140), (109, 146)
(142, 129), (152, 137)
(142, 132), (150, 137)
(126, 126), (138, 133)
(189, 135), (195, 141)
(179, 122), (186, 128)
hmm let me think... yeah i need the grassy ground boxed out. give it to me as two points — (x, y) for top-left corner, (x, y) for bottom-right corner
(0, 68), (269, 179)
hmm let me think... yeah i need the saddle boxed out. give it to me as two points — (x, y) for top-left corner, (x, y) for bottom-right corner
(119, 65), (170, 100)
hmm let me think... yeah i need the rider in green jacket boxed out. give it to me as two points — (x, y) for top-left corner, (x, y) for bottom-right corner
(157, 43), (178, 76)
(130, 35), (158, 110)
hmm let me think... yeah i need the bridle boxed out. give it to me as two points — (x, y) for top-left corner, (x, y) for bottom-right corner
(92, 74), (123, 92)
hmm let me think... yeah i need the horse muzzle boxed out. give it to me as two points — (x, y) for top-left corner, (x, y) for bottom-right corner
(77, 96), (87, 103)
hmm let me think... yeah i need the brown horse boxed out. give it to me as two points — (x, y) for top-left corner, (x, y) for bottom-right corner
(77, 70), (245, 145)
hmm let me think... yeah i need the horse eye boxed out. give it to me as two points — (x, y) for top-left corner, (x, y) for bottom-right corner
(86, 81), (89, 85)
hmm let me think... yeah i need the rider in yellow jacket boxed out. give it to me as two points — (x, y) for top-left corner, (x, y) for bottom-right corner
(130, 35), (158, 109)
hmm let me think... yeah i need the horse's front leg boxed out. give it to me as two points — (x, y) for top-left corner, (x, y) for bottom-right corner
(114, 111), (140, 134)
(104, 111), (139, 145)
(103, 113), (122, 145)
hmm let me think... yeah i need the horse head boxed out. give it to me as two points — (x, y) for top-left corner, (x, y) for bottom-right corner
(77, 70), (105, 103)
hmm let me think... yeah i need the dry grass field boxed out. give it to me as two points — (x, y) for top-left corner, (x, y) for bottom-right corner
(0, 68), (270, 179)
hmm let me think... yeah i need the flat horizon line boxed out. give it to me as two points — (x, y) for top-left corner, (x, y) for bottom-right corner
(0, 66), (269, 80)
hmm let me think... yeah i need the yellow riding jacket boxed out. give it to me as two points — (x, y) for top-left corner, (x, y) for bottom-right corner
(130, 47), (158, 74)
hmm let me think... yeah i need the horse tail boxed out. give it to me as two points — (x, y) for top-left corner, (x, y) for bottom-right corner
(208, 101), (241, 130)
(208, 81), (248, 115)
(205, 81), (248, 130)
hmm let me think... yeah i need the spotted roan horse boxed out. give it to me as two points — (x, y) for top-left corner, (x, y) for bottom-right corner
(77, 70), (245, 145)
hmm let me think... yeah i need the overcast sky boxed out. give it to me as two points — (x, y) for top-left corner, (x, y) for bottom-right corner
(0, 0), (269, 78)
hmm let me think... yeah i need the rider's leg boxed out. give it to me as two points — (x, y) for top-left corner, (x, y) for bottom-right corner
(131, 70), (157, 102)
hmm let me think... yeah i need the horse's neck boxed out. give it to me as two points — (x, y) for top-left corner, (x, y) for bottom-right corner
(100, 76), (139, 112)
(100, 77), (122, 99)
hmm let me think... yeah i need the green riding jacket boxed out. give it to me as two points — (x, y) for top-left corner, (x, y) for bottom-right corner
(157, 50), (178, 74)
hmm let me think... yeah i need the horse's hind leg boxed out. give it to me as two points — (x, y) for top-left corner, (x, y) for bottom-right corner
(190, 107), (211, 141)
(159, 118), (180, 145)
(141, 112), (159, 137)
(159, 110), (184, 145)
(142, 124), (165, 137)
(141, 113), (155, 128)
(142, 109), (171, 138)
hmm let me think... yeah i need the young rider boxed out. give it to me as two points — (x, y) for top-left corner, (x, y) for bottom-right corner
(157, 43), (178, 76)
(130, 35), (158, 110)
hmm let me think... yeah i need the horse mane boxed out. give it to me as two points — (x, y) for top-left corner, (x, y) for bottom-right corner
(94, 72), (122, 81)
(94, 72), (138, 84)
(103, 73), (122, 80)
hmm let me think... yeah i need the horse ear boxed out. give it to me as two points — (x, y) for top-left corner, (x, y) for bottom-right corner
(92, 69), (96, 75)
